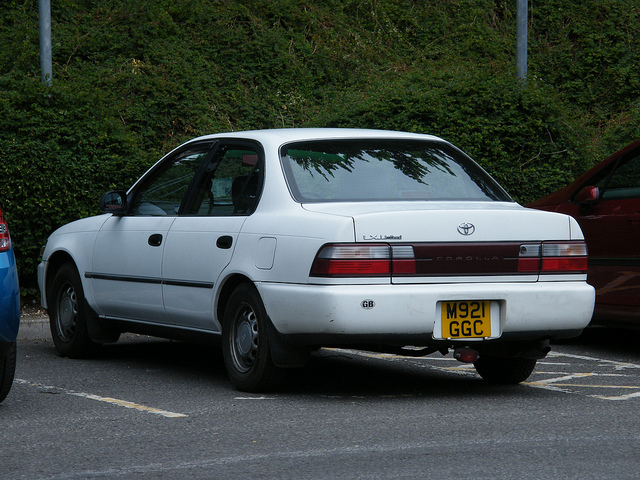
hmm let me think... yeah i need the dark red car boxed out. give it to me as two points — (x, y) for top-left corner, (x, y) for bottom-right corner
(528, 139), (640, 328)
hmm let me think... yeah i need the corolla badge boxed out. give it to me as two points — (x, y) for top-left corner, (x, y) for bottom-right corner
(457, 222), (475, 236)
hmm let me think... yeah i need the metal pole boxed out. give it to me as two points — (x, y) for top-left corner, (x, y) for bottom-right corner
(516, 0), (528, 81)
(39, 0), (52, 85)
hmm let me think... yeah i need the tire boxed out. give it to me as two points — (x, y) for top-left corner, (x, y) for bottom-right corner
(474, 355), (537, 384)
(0, 343), (17, 403)
(49, 263), (99, 358)
(222, 283), (284, 392)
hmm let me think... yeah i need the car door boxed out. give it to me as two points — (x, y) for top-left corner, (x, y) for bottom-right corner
(91, 142), (215, 323)
(573, 145), (640, 312)
(161, 141), (264, 331)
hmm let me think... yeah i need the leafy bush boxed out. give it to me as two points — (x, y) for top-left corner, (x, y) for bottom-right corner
(0, 74), (150, 299)
(316, 67), (592, 201)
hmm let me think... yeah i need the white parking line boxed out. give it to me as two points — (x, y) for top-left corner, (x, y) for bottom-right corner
(234, 396), (274, 400)
(318, 348), (640, 400)
(592, 391), (640, 401)
(15, 379), (187, 418)
(548, 352), (640, 371)
(527, 353), (640, 400)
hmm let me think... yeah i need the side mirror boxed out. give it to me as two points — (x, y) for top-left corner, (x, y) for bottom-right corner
(574, 186), (599, 206)
(99, 191), (128, 214)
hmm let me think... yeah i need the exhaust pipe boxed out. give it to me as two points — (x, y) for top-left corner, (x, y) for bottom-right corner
(454, 347), (479, 363)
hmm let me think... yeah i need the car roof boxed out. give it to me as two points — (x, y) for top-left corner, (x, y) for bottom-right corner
(188, 128), (446, 145)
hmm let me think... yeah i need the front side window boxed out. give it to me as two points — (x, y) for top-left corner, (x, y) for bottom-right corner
(280, 139), (511, 203)
(599, 149), (640, 200)
(130, 144), (212, 215)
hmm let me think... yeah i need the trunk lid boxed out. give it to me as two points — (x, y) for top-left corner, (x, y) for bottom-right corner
(302, 201), (573, 243)
(303, 201), (582, 280)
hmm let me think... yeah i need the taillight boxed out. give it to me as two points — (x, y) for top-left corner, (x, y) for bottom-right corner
(310, 244), (418, 277)
(311, 244), (391, 277)
(541, 242), (589, 272)
(0, 209), (10, 252)
(517, 244), (541, 272)
(311, 241), (587, 278)
(391, 245), (416, 274)
(518, 241), (587, 274)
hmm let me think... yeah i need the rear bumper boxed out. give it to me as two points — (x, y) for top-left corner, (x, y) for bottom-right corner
(257, 281), (595, 345)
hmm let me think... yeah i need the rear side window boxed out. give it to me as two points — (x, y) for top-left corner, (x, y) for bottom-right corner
(185, 145), (263, 216)
(280, 139), (511, 203)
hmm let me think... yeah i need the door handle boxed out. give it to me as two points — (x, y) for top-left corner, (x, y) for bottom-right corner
(217, 235), (233, 249)
(148, 233), (163, 247)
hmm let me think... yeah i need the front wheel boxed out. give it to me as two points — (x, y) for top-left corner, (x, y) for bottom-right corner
(222, 283), (284, 392)
(0, 343), (17, 403)
(49, 263), (99, 358)
(474, 355), (537, 384)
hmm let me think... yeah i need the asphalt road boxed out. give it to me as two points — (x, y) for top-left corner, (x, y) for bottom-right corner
(3, 326), (640, 480)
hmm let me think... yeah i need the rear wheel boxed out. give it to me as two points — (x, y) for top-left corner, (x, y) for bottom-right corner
(0, 343), (17, 403)
(49, 263), (99, 358)
(474, 355), (537, 384)
(222, 283), (284, 392)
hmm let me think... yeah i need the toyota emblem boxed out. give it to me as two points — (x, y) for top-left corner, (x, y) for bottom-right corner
(457, 222), (475, 236)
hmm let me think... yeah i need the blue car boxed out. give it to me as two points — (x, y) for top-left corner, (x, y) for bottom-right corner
(0, 207), (20, 403)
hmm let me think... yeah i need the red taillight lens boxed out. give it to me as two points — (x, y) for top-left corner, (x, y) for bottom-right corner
(518, 241), (588, 274)
(541, 257), (589, 272)
(541, 242), (589, 272)
(310, 244), (418, 277)
(391, 245), (416, 274)
(310, 244), (391, 277)
(517, 257), (540, 272)
(311, 258), (391, 276)
(0, 209), (10, 252)
(392, 259), (417, 274)
(517, 244), (541, 272)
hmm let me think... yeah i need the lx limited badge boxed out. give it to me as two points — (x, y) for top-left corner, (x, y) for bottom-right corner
(363, 234), (403, 240)
(457, 222), (475, 236)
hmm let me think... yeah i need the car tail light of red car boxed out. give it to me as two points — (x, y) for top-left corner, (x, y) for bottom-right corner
(0, 208), (11, 252)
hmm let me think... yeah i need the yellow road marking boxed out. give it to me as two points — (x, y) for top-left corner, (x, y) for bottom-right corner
(525, 373), (594, 386)
(16, 379), (187, 418)
(70, 392), (187, 418)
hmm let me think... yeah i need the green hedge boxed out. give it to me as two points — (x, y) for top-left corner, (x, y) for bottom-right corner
(0, 74), (151, 300)
(1, 0), (639, 300)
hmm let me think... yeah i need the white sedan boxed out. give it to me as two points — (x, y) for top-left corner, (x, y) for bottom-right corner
(38, 129), (595, 391)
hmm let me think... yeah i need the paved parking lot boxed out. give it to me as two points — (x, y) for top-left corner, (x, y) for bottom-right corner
(4, 318), (640, 480)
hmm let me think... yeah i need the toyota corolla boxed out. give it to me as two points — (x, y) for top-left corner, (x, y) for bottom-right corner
(38, 129), (595, 391)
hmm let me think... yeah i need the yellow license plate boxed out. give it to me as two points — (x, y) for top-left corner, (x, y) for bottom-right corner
(441, 300), (491, 339)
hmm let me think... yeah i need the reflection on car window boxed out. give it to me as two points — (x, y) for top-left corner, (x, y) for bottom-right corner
(600, 149), (640, 200)
(130, 146), (211, 216)
(280, 139), (511, 202)
(186, 146), (262, 216)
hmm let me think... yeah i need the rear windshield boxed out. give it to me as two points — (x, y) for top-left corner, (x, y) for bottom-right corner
(280, 139), (512, 203)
